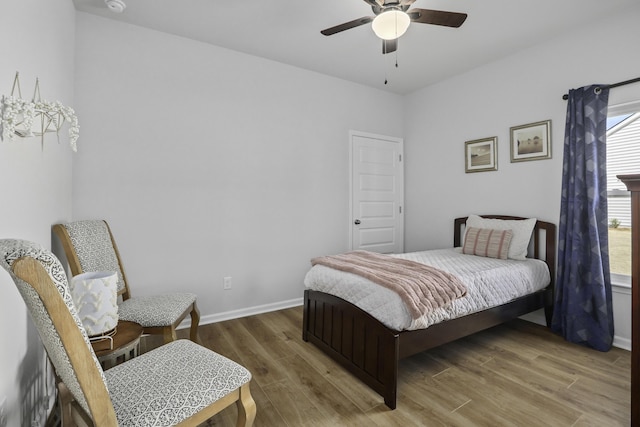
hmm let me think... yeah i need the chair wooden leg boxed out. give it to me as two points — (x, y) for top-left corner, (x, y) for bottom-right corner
(57, 382), (76, 427)
(235, 383), (256, 427)
(190, 302), (202, 344)
(163, 326), (178, 343)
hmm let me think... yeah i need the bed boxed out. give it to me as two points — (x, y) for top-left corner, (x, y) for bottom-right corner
(302, 215), (556, 409)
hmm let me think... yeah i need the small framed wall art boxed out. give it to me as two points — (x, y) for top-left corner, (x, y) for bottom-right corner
(510, 120), (551, 162)
(465, 137), (497, 173)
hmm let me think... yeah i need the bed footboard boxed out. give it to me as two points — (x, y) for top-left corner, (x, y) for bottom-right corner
(302, 289), (400, 409)
(303, 287), (552, 410)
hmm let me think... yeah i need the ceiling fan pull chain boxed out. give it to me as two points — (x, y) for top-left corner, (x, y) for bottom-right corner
(384, 53), (389, 85)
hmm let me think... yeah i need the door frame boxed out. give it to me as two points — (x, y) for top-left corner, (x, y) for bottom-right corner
(349, 130), (404, 252)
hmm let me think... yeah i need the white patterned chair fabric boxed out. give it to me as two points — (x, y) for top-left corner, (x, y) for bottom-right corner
(53, 220), (201, 343)
(105, 340), (252, 425)
(0, 239), (256, 426)
(0, 239), (106, 416)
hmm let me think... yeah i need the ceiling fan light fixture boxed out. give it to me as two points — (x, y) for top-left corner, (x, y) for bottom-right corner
(371, 10), (410, 40)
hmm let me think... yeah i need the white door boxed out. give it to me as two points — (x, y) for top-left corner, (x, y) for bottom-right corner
(350, 131), (404, 253)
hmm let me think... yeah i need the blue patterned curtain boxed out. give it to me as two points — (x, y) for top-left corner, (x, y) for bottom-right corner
(551, 84), (614, 351)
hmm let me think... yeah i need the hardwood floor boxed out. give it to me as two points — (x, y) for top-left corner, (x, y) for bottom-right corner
(156, 306), (630, 426)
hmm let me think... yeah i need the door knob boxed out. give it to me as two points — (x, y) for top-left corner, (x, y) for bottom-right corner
(354, 219), (361, 225)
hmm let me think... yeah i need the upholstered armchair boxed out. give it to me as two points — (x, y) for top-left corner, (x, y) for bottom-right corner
(0, 239), (256, 426)
(53, 220), (200, 343)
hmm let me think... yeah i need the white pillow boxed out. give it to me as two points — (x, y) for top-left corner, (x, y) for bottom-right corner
(464, 214), (537, 260)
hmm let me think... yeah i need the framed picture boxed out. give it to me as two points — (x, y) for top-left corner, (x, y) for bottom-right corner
(510, 120), (551, 162)
(465, 137), (497, 173)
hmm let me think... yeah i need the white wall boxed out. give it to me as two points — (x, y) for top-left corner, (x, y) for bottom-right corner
(72, 13), (405, 323)
(403, 2), (640, 348)
(0, 1), (76, 425)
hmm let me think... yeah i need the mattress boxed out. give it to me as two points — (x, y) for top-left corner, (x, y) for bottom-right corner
(303, 248), (551, 331)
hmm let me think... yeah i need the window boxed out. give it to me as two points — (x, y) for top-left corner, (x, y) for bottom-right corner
(607, 101), (640, 285)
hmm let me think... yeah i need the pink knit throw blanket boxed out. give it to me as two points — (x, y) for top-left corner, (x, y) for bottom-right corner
(311, 250), (467, 319)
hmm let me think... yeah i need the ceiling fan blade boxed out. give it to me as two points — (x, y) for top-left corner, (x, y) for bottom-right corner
(408, 9), (468, 28)
(382, 38), (397, 54)
(321, 16), (374, 36)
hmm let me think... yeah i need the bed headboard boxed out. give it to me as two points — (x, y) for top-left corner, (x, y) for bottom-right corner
(453, 215), (557, 288)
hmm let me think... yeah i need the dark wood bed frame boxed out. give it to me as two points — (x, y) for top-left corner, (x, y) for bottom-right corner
(302, 215), (556, 409)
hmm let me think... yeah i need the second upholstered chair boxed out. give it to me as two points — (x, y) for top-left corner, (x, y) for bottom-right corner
(0, 238), (255, 426)
(53, 220), (201, 343)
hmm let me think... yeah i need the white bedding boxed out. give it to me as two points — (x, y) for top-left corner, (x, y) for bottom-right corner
(303, 248), (551, 331)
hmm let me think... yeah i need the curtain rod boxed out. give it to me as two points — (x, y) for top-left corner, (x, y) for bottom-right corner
(562, 76), (640, 100)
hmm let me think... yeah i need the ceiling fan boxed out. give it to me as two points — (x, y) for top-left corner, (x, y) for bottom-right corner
(321, 0), (467, 54)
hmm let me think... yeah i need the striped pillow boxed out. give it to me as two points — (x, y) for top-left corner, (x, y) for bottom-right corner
(462, 227), (513, 260)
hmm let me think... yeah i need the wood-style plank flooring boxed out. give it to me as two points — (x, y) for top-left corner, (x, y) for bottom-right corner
(149, 307), (630, 426)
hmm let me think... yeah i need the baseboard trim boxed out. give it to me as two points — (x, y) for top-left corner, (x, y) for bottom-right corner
(519, 309), (546, 326)
(613, 335), (631, 351)
(178, 297), (304, 329)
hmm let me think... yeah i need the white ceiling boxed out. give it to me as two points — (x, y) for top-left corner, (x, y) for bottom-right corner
(73, 0), (636, 95)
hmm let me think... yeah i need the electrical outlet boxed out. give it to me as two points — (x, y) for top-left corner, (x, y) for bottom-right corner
(0, 396), (7, 427)
(223, 276), (232, 290)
